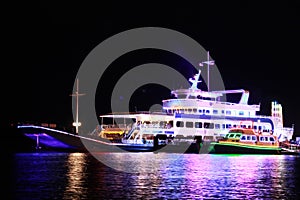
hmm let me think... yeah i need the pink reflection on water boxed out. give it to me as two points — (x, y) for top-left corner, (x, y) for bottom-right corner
(159, 154), (288, 199)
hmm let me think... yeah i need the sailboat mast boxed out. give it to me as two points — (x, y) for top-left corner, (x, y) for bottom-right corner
(71, 78), (85, 134)
(76, 78), (79, 133)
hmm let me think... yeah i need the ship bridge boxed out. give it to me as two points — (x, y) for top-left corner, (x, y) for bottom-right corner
(165, 73), (254, 115)
(163, 69), (258, 116)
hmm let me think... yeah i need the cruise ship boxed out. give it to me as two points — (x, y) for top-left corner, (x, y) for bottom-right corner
(98, 55), (294, 152)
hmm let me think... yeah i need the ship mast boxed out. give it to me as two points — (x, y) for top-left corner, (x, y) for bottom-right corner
(70, 78), (85, 134)
(199, 51), (215, 91)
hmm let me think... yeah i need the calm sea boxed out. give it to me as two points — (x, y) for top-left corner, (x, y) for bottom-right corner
(8, 152), (300, 200)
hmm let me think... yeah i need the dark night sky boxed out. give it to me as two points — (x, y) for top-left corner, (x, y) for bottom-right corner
(5, 1), (300, 134)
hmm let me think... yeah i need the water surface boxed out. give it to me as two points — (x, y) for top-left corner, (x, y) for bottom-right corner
(10, 152), (300, 199)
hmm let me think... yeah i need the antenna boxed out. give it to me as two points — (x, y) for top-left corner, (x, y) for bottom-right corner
(70, 78), (85, 134)
(199, 51), (215, 91)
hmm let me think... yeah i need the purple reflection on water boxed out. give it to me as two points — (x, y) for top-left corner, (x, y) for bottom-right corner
(12, 153), (300, 199)
(158, 154), (298, 199)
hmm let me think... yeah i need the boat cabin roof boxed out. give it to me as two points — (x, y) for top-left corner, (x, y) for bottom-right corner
(99, 112), (173, 121)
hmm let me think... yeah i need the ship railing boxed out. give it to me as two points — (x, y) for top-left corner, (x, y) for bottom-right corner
(164, 98), (260, 107)
(279, 127), (294, 135)
(139, 124), (172, 129)
(101, 123), (131, 130)
(256, 115), (276, 119)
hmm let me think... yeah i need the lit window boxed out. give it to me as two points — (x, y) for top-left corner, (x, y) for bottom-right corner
(186, 121), (193, 128)
(176, 121), (184, 127)
(226, 110), (231, 115)
(195, 122), (202, 128)
(204, 122), (214, 129)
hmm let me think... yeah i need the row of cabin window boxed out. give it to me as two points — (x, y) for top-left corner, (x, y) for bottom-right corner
(175, 121), (269, 131)
(167, 108), (249, 116)
(240, 135), (276, 142)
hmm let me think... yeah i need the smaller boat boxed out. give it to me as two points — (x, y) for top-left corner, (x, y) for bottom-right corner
(209, 128), (282, 154)
(97, 113), (202, 153)
(280, 140), (300, 155)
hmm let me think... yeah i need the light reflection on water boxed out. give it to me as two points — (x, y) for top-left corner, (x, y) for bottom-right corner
(12, 153), (300, 199)
(63, 153), (88, 199)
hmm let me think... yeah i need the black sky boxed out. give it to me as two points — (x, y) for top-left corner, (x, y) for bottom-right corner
(5, 1), (300, 134)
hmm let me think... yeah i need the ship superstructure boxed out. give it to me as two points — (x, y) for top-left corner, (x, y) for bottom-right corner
(99, 53), (294, 146)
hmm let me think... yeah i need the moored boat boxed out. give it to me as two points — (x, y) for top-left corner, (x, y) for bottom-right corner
(96, 52), (294, 153)
(209, 128), (282, 154)
(280, 140), (300, 155)
(97, 113), (202, 153)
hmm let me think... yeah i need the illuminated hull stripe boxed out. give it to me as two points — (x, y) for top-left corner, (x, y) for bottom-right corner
(211, 142), (281, 150)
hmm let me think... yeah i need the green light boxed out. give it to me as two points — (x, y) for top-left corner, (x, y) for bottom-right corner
(211, 154), (243, 157)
